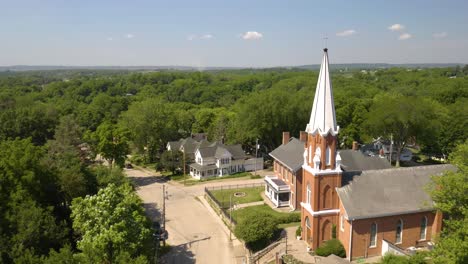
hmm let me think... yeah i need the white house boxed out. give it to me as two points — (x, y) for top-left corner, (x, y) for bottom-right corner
(189, 142), (263, 179)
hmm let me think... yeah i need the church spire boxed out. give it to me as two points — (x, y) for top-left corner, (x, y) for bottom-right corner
(306, 48), (339, 136)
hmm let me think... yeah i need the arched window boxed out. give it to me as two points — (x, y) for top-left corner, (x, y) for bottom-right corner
(305, 217), (311, 228)
(396, 219), (403, 244)
(326, 146), (331, 165)
(322, 185), (332, 209)
(370, 223), (377, 247)
(420, 216), (427, 240)
(306, 184), (311, 205)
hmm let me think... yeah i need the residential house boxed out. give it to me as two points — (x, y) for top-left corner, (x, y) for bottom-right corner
(189, 142), (263, 179)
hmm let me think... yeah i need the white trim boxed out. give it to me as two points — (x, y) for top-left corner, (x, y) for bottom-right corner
(300, 202), (339, 216)
(302, 164), (342, 176)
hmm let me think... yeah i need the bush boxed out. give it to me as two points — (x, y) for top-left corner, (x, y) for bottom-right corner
(296, 226), (302, 237)
(277, 212), (301, 224)
(315, 239), (346, 258)
(129, 154), (144, 165)
(234, 212), (279, 252)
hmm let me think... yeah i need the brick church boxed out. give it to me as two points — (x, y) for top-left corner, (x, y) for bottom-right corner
(264, 48), (455, 260)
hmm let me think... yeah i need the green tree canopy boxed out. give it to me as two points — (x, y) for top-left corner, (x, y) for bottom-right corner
(71, 183), (152, 263)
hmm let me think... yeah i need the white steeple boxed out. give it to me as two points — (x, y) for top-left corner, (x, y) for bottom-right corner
(305, 48), (339, 136)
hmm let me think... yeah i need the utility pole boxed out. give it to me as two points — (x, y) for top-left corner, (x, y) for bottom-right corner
(183, 151), (186, 186)
(389, 134), (393, 165)
(229, 194), (233, 241)
(162, 184), (167, 246)
(254, 138), (259, 176)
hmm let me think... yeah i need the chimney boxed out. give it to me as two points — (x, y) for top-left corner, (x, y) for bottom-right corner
(352, 141), (359, 151)
(299, 131), (307, 142)
(282, 132), (290, 145)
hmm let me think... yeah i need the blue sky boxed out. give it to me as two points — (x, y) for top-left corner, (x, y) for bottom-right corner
(1, 0), (468, 67)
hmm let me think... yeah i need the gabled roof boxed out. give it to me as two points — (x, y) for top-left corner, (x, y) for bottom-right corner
(337, 164), (457, 220)
(198, 143), (247, 160)
(269, 137), (305, 172)
(198, 146), (218, 158)
(225, 144), (246, 160)
(306, 48), (339, 136)
(339, 149), (392, 172)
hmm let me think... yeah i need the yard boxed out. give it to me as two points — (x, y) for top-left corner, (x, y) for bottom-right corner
(210, 186), (264, 208)
(232, 204), (301, 225)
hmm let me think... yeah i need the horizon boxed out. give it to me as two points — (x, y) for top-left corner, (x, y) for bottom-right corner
(2, 0), (468, 67)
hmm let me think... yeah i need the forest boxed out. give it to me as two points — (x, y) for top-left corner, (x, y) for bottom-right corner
(0, 65), (467, 263)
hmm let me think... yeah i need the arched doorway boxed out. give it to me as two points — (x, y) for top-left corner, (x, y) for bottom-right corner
(321, 220), (332, 242)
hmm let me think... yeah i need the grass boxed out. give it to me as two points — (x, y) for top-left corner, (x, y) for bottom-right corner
(232, 204), (300, 225)
(210, 187), (264, 208)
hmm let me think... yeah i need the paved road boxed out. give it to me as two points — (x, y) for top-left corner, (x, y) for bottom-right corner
(125, 168), (265, 264)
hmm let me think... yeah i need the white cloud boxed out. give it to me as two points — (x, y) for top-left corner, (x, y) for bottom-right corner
(107, 37), (113, 41)
(187, 34), (197, 41)
(200, 34), (214, 40)
(187, 34), (214, 41)
(125, 34), (134, 39)
(433, 32), (447, 38)
(399, 33), (412, 40)
(241, 31), (263, 40)
(388, 24), (405, 31)
(336, 29), (356, 37)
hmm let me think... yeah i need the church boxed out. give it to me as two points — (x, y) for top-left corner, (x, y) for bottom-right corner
(264, 48), (455, 260)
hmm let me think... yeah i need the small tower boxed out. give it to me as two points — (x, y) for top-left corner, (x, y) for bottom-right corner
(301, 48), (342, 250)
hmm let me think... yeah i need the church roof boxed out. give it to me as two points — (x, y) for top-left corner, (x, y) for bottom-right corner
(337, 164), (457, 220)
(306, 48), (339, 136)
(269, 137), (305, 172)
(339, 149), (392, 172)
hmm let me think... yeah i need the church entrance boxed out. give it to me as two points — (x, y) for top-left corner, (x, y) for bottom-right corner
(321, 220), (332, 242)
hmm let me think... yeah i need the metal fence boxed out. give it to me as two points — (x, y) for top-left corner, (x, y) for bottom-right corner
(205, 182), (265, 192)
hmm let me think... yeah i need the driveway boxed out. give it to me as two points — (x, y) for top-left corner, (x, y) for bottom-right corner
(125, 168), (264, 264)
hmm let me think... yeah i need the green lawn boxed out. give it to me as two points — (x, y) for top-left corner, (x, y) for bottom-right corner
(231, 204), (300, 225)
(210, 187), (264, 208)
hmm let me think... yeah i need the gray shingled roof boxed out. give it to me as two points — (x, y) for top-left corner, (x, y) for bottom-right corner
(225, 144), (246, 160)
(198, 146), (217, 158)
(269, 138), (305, 172)
(337, 164), (457, 220)
(339, 149), (392, 172)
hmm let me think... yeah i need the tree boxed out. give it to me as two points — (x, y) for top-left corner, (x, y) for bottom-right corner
(0, 139), (68, 262)
(93, 122), (129, 168)
(429, 141), (468, 264)
(364, 94), (442, 167)
(71, 183), (153, 263)
(119, 98), (181, 163)
(160, 150), (183, 174)
(234, 212), (279, 251)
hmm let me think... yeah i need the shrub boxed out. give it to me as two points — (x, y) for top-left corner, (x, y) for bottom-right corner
(315, 239), (346, 258)
(234, 212), (279, 252)
(332, 224), (337, 239)
(296, 226), (302, 237)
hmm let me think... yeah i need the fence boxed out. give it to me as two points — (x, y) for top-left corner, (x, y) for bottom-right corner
(205, 182), (265, 192)
(204, 182), (267, 264)
(249, 230), (287, 264)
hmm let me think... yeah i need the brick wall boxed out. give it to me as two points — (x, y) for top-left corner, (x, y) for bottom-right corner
(350, 211), (438, 260)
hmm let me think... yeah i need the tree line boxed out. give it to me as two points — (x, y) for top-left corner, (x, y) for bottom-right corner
(0, 66), (466, 262)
